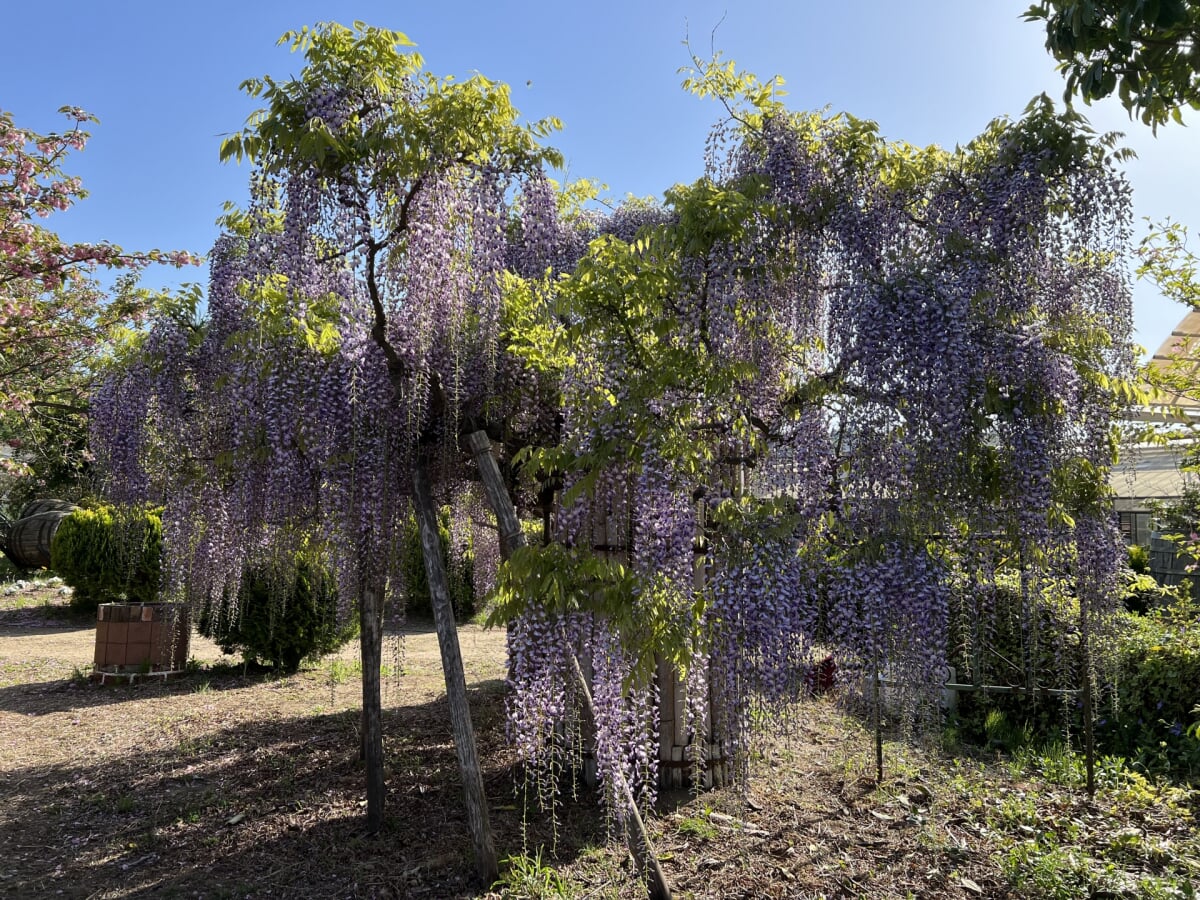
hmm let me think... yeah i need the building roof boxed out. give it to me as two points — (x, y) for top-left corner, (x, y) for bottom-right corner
(1140, 311), (1200, 422)
(1112, 443), (1194, 512)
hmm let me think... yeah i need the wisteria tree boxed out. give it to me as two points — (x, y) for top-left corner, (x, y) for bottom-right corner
(494, 59), (1138, 808)
(91, 23), (564, 877)
(92, 28), (1139, 896)
(0, 107), (193, 502)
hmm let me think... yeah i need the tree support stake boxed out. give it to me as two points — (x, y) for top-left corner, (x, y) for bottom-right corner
(413, 462), (499, 885)
(465, 429), (672, 900)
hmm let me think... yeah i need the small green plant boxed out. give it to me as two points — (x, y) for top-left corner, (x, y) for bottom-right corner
(326, 658), (396, 683)
(1001, 840), (1095, 899)
(1128, 543), (1150, 575)
(1102, 827), (1174, 866)
(193, 679), (212, 695)
(990, 792), (1040, 830)
(50, 504), (162, 613)
(327, 658), (360, 684)
(492, 849), (575, 899)
(676, 812), (719, 840)
(984, 709), (1034, 752)
(1009, 742), (1086, 787)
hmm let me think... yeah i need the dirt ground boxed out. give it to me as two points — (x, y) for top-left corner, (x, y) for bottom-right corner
(2, 581), (1197, 899)
(0, 584), (519, 899)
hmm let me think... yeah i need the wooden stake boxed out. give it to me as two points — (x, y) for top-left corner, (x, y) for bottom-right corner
(413, 462), (499, 885)
(360, 585), (385, 833)
(871, 655), (884, 784)
(561, 637), (673, 900)
(465, 430), (672, 900)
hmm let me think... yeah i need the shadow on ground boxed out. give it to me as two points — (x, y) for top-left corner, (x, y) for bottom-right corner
(1, 682), (611, 899)
(0, 607), (94, 630)
(0, 659), (307, 716)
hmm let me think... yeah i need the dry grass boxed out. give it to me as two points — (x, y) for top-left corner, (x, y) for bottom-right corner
(2, 581), (1197, 899)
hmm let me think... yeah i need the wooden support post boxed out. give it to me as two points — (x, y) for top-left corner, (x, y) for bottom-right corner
(464, 431), (526, 561)
(360, 584), (385, 833)
(465, 430), (672, 900)
(413, 463), (499, 886)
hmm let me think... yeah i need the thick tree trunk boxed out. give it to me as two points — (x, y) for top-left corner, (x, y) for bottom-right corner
(464, 430), (672, 900)
(360, 584), (385, 833)
(412, 462), (499, 886)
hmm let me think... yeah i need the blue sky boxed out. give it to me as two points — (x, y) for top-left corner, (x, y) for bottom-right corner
(4, 1), (1198, 353)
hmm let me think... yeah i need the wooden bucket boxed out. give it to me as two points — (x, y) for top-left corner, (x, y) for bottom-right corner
(7, 510), (73, 570)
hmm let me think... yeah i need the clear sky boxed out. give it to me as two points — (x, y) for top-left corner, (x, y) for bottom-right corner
(3, 1), (1197, 353)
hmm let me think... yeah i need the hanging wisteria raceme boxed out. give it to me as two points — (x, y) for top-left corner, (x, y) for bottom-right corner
(588, 618), (660, 818)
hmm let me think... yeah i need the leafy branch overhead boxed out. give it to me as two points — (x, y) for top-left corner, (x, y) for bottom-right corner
(1026, 0), (1200, 129)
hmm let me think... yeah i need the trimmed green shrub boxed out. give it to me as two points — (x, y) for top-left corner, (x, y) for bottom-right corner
(50, 505), (162, 613)
(400, 503), (475, 620)
(1127, 543), (1150, 575)
(1099, 599), (1200, 780)
(198, 556), (356, 672)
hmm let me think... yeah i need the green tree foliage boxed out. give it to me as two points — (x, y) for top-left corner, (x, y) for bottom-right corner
(50, 504), (162, 612)
(1137, 221), (1200, 423)
(1103, 598), (1200, 777)
(400, 503), (475, 620)
(1025, 0), (1200, 129)
(198, 555), (356, 672)
(0, 108), (195, 504)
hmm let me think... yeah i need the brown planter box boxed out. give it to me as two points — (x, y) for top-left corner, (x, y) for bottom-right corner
(93, 602), (189, 681)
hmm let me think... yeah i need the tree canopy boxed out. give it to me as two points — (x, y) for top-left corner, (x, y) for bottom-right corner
(91, 22), (564, 849)
(0, 107), (193, 504)
(1025, 0), (1200, 129)
(495, 64), (1138, 803)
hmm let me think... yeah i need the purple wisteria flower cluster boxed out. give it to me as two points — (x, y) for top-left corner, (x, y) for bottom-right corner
(498, 98), (1136, 810)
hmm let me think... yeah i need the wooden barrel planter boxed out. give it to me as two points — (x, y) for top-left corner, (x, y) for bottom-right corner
(92, 602), (190, 685)
(19, 498), (78, 519)
(4, 508), (75, 570)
